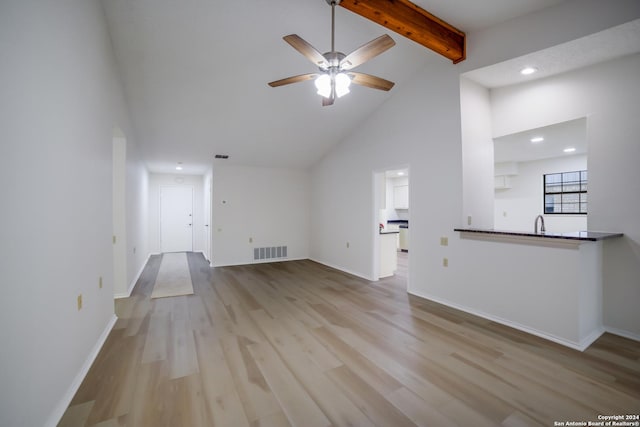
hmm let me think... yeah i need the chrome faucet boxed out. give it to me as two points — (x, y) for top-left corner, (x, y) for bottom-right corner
(534, 214), (546, 234)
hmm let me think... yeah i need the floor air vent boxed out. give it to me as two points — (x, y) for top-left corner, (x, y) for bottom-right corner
(253, 246), (287, 261)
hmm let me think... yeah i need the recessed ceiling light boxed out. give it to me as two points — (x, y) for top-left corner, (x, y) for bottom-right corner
(398, 172), (405, 176)
(563, 147), (576, 153)
(530, 137), (544, 143)
(520, 67), (537, 75)
(176, 166), (183, 170)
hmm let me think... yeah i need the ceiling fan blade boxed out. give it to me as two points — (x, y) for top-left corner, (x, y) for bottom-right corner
(283, 34), (328, 68)
(340, 34), (395, 70)
(348, 72), (395, 91)
(322, 96), (334, 107)
(268, 73), (318, 88)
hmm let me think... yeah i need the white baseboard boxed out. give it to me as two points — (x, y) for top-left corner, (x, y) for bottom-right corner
(212, 257), (308, 268)
(114, 253), (151, 299)
(46, 314), (117, 427)
(308, 258), (374, 281)
(408, 290), (603, 352)
(605, 326), (640, 342)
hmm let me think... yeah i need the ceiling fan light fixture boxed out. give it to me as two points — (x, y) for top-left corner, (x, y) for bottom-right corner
(315, 74), (332, 98)
(335, 72), (351, 98)
(268, 0), (395, 105)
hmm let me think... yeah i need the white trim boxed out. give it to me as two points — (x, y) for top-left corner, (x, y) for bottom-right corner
(580, 327), (606, 350)
(212, 257), (308, 268)
(605, 326), (640, 343)
(114, 253), (151, 299)
(308, 257), (374, 281)
(46, 314), (117, 427)
(409, 289), (604, 352)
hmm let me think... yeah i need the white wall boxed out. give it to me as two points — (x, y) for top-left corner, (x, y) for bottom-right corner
(491, 54), (640, 338)
(148, 173), (205, 254)
(461, 0), (640, 73)
(125, 136), (149, 294)
(311, 3), (640, 345)
(112, 136), (128, 296)
(0, 1), (141, 426)
(202, 170), (213, 263)
(310, 59), (463, 281)
(460, 77), (495, 229)
(494, 154), (588, 233)
(113, 133), (149, 298)
(212, 165), (310, 266)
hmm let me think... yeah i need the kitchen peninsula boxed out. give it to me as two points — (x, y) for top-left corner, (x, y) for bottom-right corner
(454, 227), (622, 350)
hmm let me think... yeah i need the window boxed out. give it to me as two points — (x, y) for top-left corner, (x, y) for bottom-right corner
(544, 170), (587, 214)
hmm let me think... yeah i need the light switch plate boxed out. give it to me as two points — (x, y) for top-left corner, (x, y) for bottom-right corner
(440, 237), (448, 246)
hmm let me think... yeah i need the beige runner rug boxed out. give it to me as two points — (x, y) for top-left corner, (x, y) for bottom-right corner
(150, 252), (194, 299)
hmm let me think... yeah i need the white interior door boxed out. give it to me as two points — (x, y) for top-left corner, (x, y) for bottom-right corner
(160, 186), (193, 252)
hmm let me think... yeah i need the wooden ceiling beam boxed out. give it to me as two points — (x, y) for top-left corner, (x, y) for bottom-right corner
(339, 0), (466, 63)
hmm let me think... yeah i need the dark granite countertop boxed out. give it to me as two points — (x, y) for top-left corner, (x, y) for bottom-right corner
(388, 220), (408, 229)
(379, 230), (400, 235)
(454, 228), (623, 242)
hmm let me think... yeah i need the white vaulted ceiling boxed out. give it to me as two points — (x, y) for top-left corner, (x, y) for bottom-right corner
(101, 0), (571, 174)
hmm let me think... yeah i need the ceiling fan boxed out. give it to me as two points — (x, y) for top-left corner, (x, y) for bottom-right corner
(268, 0), (396, 106)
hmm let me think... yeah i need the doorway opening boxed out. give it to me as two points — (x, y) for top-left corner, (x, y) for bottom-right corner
(373, 166), (409, 290)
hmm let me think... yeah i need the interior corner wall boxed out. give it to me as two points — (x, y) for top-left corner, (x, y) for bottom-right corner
(310, 59), (463, 283)
(460, 0), (640, 73)
(211, 165), (310, 267)
(0, 1), (141, 426)
(460, 77), (495, 229)
(490, 54), (640, 338)
(148, 173), (206, 254)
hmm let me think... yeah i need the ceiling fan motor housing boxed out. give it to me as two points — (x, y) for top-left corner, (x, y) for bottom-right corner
(321, 51), (346, 72)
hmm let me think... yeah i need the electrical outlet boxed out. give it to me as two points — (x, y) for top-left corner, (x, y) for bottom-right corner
(99, 276), (103, 289)
(467, 216), (472, 226)
(443, 258), (448, 267)
(77, 294), (83, 310)
(440, 237), (448, 246)
(346, 242), (350, 248)
(249, 237), (253, 243)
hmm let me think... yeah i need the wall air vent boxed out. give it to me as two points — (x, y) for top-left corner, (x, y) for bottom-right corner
(253, 246), (288, 261)
(214, 154), (229, 159)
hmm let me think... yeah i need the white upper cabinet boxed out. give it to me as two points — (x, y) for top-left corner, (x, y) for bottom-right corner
(393, 185), (409, 209)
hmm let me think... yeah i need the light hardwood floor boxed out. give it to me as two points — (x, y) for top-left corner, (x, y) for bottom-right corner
(59, 252), (640, 426)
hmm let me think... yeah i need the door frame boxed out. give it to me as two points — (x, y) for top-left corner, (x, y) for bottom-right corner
(159, 185), (194, 253)
(371, 164), (410, 289)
